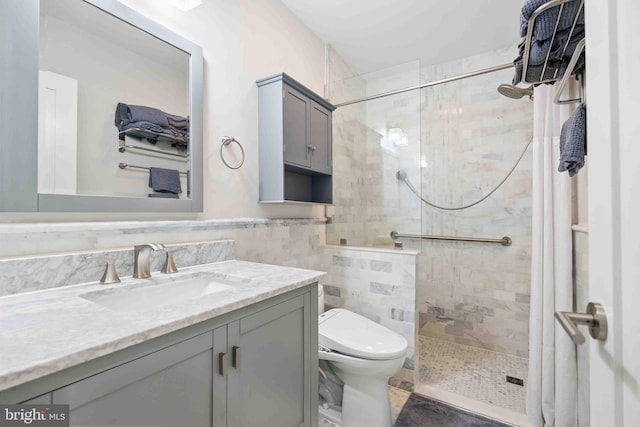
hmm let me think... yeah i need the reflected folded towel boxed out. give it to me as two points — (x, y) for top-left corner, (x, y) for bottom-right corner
(558, 103), (586, 177)
(521, 0), (584, 41)
(166, 113), (189, 130)
(127, 105), (169, 127)
(115, 103), (188, 131)
(149, 167), (182, 194)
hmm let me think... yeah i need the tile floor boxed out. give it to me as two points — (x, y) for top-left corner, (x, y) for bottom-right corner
(390, 386), (412, 424)
(417, 336), (528, 413)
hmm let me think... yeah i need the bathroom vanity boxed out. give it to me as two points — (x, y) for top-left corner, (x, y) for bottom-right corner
(0, 260), (321, 427)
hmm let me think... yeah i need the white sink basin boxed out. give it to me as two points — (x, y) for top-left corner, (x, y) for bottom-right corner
(81, 275), (240, 312)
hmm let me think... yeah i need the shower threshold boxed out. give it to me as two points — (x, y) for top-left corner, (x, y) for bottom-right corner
(416, 336), (529, 426)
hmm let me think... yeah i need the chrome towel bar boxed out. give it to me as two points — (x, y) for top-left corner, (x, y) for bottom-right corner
(118, 162), (188, 176)
(118, 139), (188, 160)
(390, 231), (512, 246)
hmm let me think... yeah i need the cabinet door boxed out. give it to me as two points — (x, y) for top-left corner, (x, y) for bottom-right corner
(283, 85), (310, 168)
(212, 326), (228, 427)
(227, 295), (309, 427)
(309, 101), (332, 174)
(21, 393), (51, 404)
(53, 332), (214, 427)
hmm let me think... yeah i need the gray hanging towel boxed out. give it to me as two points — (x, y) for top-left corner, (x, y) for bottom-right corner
(149, 167), (182, 194)
(558, 103), (586, 177)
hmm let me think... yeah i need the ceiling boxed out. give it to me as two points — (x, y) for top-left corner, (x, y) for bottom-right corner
(281, 0), (522, 75)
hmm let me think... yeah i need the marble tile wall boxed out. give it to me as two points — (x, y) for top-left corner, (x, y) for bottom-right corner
(0, 219), (327, 295)
(327, 61), (422, 247)
(329, 47), (533, 358)
(0, 240), (234, 297)
(325, 51), (368, 247)
(416, 48), (532, 357)
(320, 245), (419, 390)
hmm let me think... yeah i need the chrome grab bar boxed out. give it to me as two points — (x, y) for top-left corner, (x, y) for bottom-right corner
(390, 231), (512, 246)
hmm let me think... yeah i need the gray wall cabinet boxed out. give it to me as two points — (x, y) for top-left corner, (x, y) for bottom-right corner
(7, 285), (318, 427)
(257, 73), (335, 205)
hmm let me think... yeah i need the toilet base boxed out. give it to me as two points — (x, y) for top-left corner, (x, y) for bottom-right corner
(341, 379), (392, 427)
(319, 405), (342, 427)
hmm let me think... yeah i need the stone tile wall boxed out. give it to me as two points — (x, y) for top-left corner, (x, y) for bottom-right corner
(320, 245), (419, 390)
(329, 47), (533, 357)
(0, 219), (327, 295)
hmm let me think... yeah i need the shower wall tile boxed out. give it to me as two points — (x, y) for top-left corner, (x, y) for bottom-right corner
(329, 47), (532, 357)
(320, 245), (419, 389)
(415, 47), (533, 357)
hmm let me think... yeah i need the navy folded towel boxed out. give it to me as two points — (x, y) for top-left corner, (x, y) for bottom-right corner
(558, 103), (586, 177)
(149, 167), (182, 194)
(521, 0), (584, 41)
(529, 25), (585, 66)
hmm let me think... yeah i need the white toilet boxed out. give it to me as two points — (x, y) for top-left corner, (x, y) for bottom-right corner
(318, 307), (408, 427)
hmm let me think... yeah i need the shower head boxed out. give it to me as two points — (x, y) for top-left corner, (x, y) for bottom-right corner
(396, 170), (408, 181)
(497, 84), (534, 100)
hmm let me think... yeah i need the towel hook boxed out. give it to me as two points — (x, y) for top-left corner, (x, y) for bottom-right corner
(220, 136), (245, 170)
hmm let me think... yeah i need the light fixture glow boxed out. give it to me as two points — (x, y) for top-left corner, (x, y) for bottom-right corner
(388, 128), (408, 147)
(164, 0), (202, 12)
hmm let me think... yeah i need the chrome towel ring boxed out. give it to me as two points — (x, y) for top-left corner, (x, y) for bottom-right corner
(220, 136), (245, 169)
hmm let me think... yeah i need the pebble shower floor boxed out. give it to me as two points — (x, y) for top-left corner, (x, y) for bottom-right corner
(418, 336), (528, 413)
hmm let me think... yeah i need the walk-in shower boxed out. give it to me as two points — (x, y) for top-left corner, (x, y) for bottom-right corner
(326, 48), (533, 425)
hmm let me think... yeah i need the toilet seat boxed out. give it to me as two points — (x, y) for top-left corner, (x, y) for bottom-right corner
(319, 308), (408, 360)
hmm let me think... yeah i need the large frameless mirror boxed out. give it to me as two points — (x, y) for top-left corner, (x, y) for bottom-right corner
(0, 0), (203, 212)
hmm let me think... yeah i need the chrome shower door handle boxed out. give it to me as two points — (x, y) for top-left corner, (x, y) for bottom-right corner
(555, 302), (608, 345)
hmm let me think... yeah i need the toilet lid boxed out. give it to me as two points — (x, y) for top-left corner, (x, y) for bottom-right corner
(318, 308), (408, 360)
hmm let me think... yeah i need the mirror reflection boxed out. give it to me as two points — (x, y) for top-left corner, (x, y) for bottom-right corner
(38, 0), (191, 199)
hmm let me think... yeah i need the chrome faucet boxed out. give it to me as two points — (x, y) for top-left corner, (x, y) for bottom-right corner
(133, 243), (166, 279)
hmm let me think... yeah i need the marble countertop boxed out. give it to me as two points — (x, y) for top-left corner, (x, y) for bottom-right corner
(0, 260), (324, 392)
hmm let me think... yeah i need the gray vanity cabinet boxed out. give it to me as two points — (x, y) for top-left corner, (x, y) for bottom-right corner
(257, 73), (335, 204)
(52, 332), (215, 427)
(21, 394), (51, 404)
(227, 295), (309, 427)
(6, 285), (318, 427)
